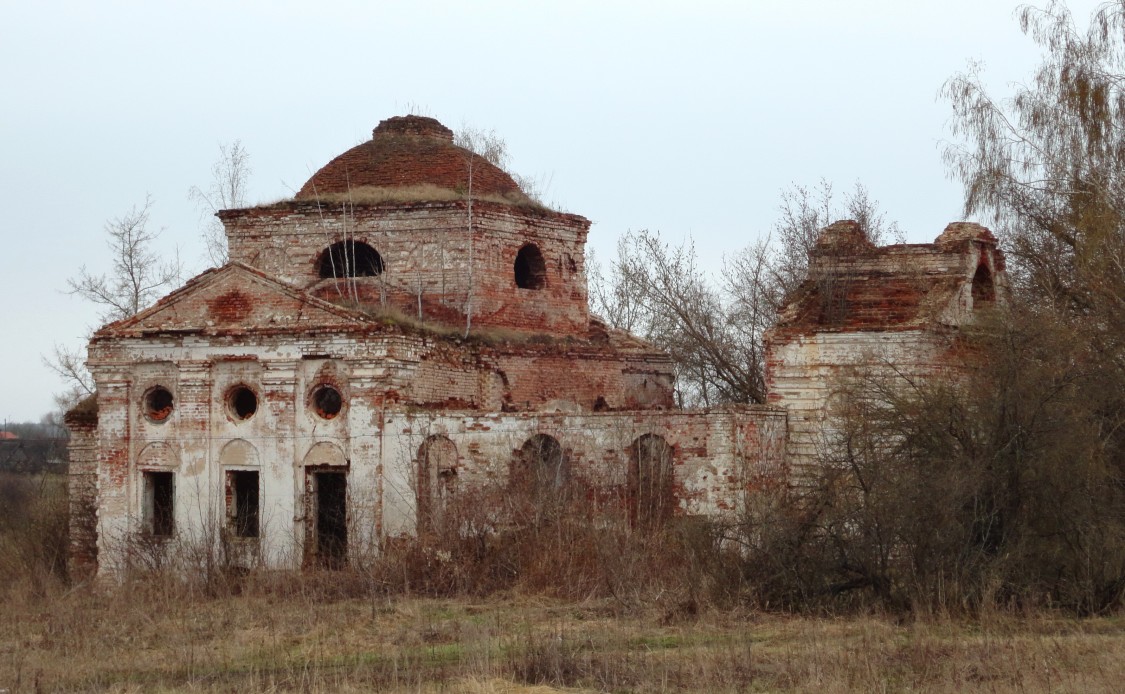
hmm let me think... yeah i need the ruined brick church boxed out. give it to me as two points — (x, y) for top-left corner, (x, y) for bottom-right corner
(65, 116), (1004, 576)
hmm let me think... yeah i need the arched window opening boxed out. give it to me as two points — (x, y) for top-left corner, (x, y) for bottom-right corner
(512, 434), (567, 503)
(629, 434), (674, 529)
(972, 263), (995, 305)
(318, 240), (384, 279)
(417, 435), (458, 535)
(514, 244), (547, 289)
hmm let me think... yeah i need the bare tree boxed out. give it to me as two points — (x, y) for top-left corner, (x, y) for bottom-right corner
(67, 196), (183, 322)
(44, 343), (95, 412)
(942, 1), (1125, 314)
(454, 126), (513, 337)
(760, 179), (902, 302)
(589, 180), (900, 406)
(592, 230), (764, 406)
(189, 140), (251, 266)
(942, 0), (1125, 467)
(587, 242), (646, 333)
(47, 196), (183, 410)
(738, 305), (1125, 614)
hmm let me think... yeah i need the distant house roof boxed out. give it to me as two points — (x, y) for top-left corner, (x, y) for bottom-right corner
(0, 431), (17, 440)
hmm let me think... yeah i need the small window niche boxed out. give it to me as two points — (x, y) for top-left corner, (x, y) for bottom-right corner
(514, 243), (547, 289)
(143, 470), (175, 537)
(227, 470), (260, 538)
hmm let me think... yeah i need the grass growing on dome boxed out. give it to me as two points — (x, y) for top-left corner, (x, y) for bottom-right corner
(296, 184), (551, 211)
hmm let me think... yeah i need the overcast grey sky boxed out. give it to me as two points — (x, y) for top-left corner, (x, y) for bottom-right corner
(0, 0), (1104, 423)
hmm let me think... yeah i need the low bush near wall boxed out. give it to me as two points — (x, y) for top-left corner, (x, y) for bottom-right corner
(364, 482), (743, 615)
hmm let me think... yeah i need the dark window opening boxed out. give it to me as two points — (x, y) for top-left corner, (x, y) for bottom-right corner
(144, 471), (174, 537)
(318, 240), (384, 278)
(144, 387), (174, 423)
(629, 434), (674, 530)
(315, 471), (348, 568)
(228, 470), (260, 538)
(514, 244), (547, 289)
(972, 264), (995, 304)
(311, 385), (343, 419)
(512, 434), (567, 502)
(417, 435), (458, 534)
(227, 385), (258, 421)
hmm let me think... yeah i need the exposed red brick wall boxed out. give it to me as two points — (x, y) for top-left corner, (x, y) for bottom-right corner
(206, 289), (253, 324)
(771, 222), (1006, 337)
(495, 353), (675, 411)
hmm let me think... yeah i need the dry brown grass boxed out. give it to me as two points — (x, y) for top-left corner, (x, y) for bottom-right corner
(2, 579), (1123, 692)
(2, 473), (1123, 691)
(290, 184), (551, 212)
(0, 472), (67, 596)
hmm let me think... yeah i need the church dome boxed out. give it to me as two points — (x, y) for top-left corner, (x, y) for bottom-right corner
(295, 115), (523, 200)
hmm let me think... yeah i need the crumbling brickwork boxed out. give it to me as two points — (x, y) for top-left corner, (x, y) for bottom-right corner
(64, 405), (98, 580)
(765, 221), (1005, 474)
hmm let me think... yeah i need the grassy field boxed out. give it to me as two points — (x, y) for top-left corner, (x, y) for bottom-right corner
(3, 472), (1124, 692)
(3, 581), (1124, 693)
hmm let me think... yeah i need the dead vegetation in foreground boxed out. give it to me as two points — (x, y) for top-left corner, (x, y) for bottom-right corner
(3, 472), (1125, 692)
(1, 580), (1123, 693)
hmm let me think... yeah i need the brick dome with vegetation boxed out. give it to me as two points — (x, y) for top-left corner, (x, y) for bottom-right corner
(295, 115), (524, 201)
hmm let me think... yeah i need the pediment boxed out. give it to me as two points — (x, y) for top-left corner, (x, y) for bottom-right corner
(96, 263), (371, 337)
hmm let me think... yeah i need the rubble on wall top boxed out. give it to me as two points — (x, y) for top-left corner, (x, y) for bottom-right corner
(373, 115), (455, 142)
(815, 220), (875, 252)
(935, 222), (998, 249)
